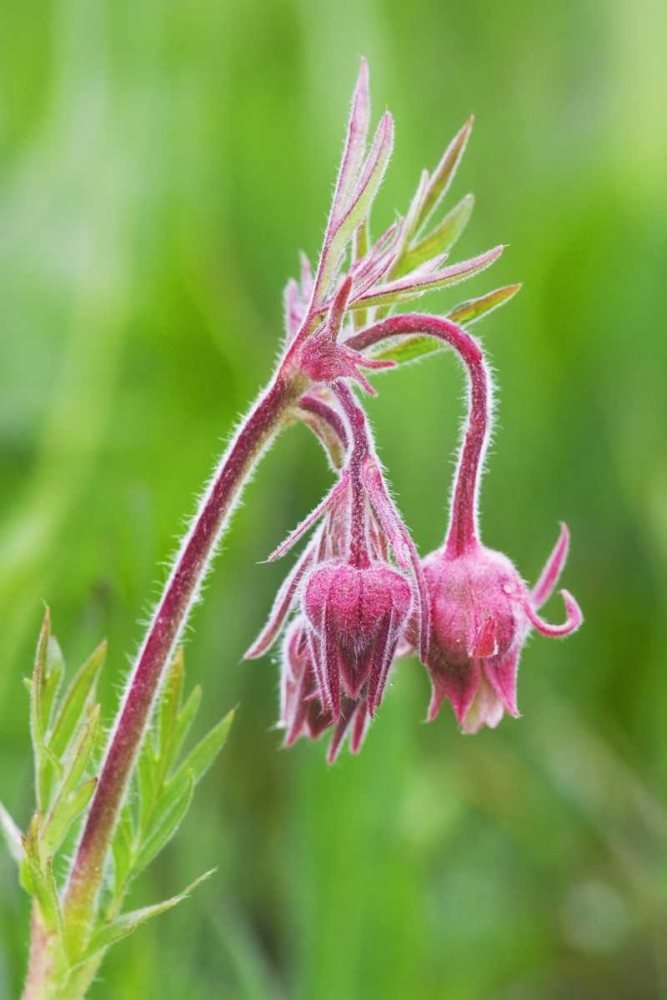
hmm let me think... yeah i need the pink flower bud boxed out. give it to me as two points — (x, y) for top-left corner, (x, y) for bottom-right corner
(304, 559), (411, 717)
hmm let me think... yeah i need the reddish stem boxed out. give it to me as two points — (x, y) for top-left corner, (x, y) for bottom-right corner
(333, 382), (373, 569)
(346, 315), (491, 558)
(62, 371), (301, 940)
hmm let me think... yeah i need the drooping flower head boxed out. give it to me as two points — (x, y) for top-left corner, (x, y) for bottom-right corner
(344, 313), (583, 733)
(246, 382), (427, 761)
(245, 58), (580, 756)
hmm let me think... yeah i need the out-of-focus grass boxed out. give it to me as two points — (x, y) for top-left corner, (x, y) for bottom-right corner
(1, 1), (667, 998)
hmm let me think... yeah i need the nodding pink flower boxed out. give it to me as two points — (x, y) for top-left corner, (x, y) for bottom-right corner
(304, 559), (411, 716)
(246, 380), (428, 760)
(422, 526), (582, 732)
(344, 313), (583, 733)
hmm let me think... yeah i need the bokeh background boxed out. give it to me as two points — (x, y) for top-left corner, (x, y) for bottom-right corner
(2, 1), (667, 997)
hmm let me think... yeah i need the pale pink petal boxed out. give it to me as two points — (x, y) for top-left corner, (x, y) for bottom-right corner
(460, 675), (505, 734)
(483, 646), (521, 717)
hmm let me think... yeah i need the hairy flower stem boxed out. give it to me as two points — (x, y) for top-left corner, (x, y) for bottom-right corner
(24, 370), (304, 998)
(333, 382), (373, 569)
(347, 315), (491, 557)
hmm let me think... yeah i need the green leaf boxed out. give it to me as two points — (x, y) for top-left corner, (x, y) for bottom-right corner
(32, 608), (51, 738)
(60, 704), (100, 798)
(111, 805), (135, 898)
(42, 778), (97, 857)
(30, 609), (51, 810)
(369, 284), (522, 366)
(414, 116), (474, 235)
(172, 685), (202, 764)
(81, 870), (214, 962)
(49, 640), (107, 761)
(0, 801), (24, 864)
(398, 194), (474, 276)
(447, 283), (522, 326)
(157, 648), (185, 767)
(137, 740), (158, 836)
(41, 705), (99, 856)
(133, 772), (194, 876)
(42, 637), (65, 736)
(165, 709), (234, 806)
(20, 816), (62, 934)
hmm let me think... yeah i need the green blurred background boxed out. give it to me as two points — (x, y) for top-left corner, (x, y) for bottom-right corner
(1, 1), (667, 997)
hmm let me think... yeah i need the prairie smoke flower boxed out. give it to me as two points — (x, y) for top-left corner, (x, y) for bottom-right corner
(245, 58), (581, 755)
(422, 527), (582, 732)
(345, 314), (583, 733)
(247, 383), (427, 760)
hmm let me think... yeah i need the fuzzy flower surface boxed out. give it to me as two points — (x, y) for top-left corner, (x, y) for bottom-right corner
(245, 59), (581, 757)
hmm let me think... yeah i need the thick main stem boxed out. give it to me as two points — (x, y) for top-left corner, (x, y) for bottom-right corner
(52, 370), (300, 960)
(346, 315), (491, 558)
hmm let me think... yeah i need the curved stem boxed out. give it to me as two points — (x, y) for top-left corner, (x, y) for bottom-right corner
(299, 392), (349, 471)
(57, 370), (303, 959)
(347, 315), (492, 558)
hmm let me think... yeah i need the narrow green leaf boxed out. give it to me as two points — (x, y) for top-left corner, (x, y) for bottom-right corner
(398, 194), (474, 276)
(159, 710), (234, 823)
(111, 805), (135, 898)
(171, 710), (233, 793)
(137, 740), (158, 836)
(30, 610), (51, 811)
(42, 777), (97, 857)
(60, 704), (100, 798)
(172, 685), (202, 764)
(447, 283), (522, 326)
(49, 640), (107, 761)
(133, 773), (194, 876)
(20, 816), (62, 933)
(414, 116), (474, 235)
(42, 637), (65, 736)
(41, 705), (99, 858)
(0, 801), (24, 864)
(158, 648), (185, 766)
(369, 284), (522, 367)
(32, 608), (51, 739)
(82, 870), (214, 961)
(31, 858), (62, 933)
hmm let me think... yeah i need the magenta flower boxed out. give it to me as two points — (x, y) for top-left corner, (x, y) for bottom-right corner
(304, 559), (412, 714)
(244, 60), (582, 755)
(422, 526), (582, 732)
(246, 381), (427, 760)
(344, 313), (583, 733)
